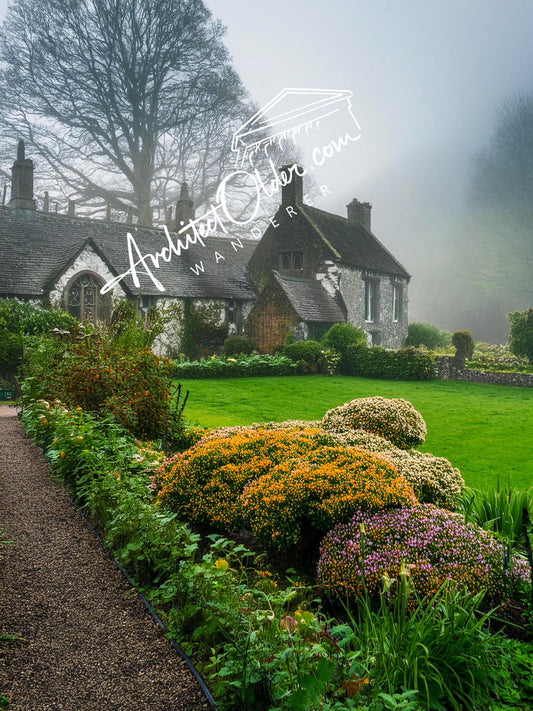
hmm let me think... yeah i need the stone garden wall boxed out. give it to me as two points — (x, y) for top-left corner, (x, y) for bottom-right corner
(435, 356), (533, 387)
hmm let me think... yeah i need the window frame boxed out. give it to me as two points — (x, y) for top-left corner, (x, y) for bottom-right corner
(392, 283), (402, 323)
(365, 279), (378, 323)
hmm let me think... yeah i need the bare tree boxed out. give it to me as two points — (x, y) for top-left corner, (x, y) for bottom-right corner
(0, 0), (257, 224)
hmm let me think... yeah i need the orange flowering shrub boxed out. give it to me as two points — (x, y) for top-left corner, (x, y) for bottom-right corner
(322, 396), (427, 449)
(241, 446), (417, 550)
(155, 426), (335, 530)
(155, 426), (417, 550)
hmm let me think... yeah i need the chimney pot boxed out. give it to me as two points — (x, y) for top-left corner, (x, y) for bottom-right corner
(347, 198), (371, 231)
(280, 164), (304, 207)
(10, 139), (36, 211)
(175, 181), (195, 228)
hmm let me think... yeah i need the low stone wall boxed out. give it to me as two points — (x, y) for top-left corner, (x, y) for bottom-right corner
(435, 356), (533, 387)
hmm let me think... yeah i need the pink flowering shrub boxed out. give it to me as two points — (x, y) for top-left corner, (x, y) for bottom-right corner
(317, 504), (529, 602)
(322, 396), (427, 449)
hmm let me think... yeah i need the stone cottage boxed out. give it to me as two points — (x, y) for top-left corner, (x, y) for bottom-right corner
(0, 144), (410, 355)
(0, 142), (256, 355)
(246, 169), (410, 352)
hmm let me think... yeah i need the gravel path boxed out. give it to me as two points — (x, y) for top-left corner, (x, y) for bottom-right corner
(0, 405), (212, 711)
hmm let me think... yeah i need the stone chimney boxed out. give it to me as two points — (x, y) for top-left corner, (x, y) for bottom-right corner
(280, 165), (304, 207)
(10, 140), (36, 211)
(347, 198), (371, 231)
(175, 182), (195, 228)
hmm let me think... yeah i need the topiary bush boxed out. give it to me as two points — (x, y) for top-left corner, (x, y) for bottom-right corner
(322, 396), (427, 449)
(452, 330), (475, 368)
(508, 308), (533, 364)
(222, 335), (256, 357)
(405, 322), (452, 350)
(317, 504), (529, 602)
(155, 426), (417, 551)
(328, 428), (464, 509)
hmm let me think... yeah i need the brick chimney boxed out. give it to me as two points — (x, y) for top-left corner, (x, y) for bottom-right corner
(347, 198), (371, 231)
(280, 165), (304, 207)
(10, 140), (36, 211)
(175, 182), (195, 228)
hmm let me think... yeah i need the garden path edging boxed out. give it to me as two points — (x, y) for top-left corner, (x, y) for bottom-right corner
(0, 405), (213, 711)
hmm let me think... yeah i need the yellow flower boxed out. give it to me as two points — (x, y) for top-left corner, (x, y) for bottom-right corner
(214, 558), (229, 571)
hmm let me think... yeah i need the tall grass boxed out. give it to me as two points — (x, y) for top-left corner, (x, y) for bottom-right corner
(340, 573), (499, 711)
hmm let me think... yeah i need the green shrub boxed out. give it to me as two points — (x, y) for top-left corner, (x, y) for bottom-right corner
(0, 297), (77, 378)
(180, 300), (228, 360)
(283, 340), (323, 373)
(322, 396), (427, 449)
(405, 322), (452, 350)
(222, 335), (256, 357)
(508, 308), (533, 364)
(343, 344), (435, 381)
(452, 330), (475, 366)
(322, 323), (366, 372)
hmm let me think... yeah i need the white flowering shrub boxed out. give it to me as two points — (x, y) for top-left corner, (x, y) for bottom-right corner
(328, 429), (464, 509)
(322, 396), (427, 449)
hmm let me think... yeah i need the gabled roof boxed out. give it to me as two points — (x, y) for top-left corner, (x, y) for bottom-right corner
(272, 271), (344, 323)
(0, 207), (257, 300)
(299, 204), (410, 279)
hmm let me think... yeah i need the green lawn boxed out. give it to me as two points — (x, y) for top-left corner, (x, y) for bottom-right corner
(177, 375), (533, 491)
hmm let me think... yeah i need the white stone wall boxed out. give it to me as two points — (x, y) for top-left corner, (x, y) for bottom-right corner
(338, 266), (408, 348)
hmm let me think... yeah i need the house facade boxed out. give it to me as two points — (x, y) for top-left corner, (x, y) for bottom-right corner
(0, 144), (410, 355)
(246, 170), (410, 352)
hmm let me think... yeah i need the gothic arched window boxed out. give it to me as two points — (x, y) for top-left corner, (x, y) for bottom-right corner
(66, 272), (109, 322)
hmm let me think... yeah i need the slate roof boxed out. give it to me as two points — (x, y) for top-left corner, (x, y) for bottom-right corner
(0, 207), (257, 300)
(299, 204), (410, 279)
(272, 271), (344, 323)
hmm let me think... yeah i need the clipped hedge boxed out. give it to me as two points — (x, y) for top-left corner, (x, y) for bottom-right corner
(317, 505), (529, 602)
(172, 354), (296, 378)
(322, 396), (427, 449)
(344, 344), (435, 380)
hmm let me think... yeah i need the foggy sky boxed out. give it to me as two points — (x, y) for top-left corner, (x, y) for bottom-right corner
(2, 0), (533, 334)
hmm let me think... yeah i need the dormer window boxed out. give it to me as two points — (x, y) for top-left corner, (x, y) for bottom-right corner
(280, 251), (303, 273)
